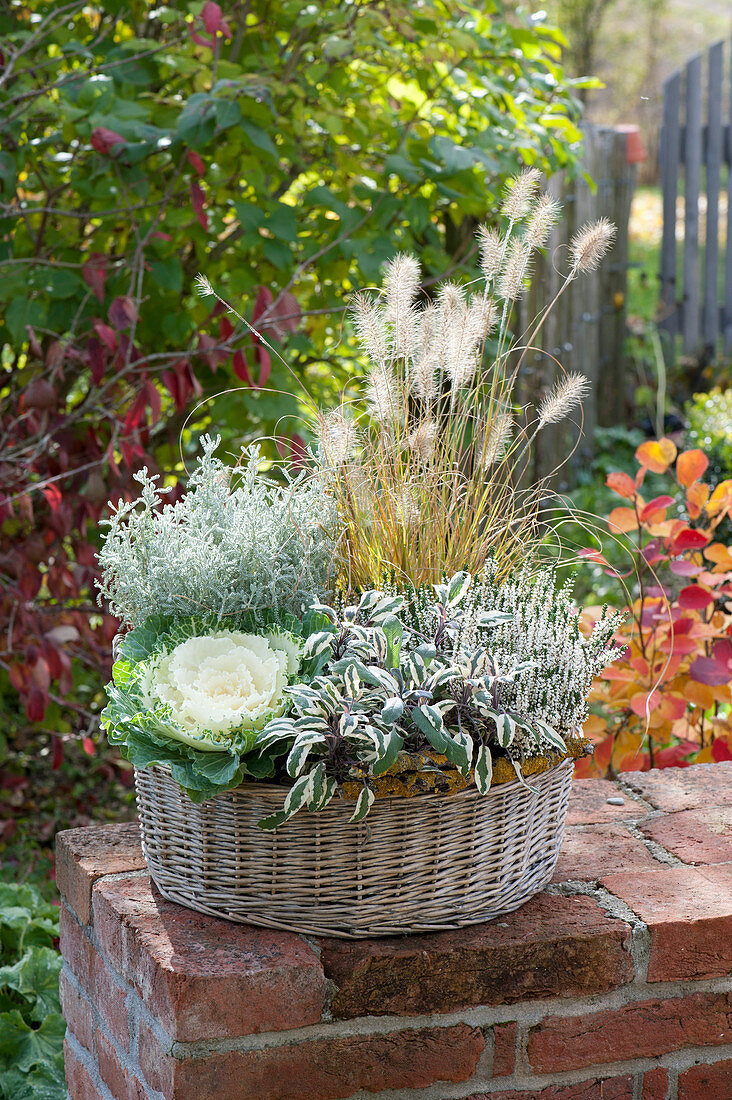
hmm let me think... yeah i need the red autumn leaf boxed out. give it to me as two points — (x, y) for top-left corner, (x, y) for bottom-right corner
(42, 484), (63, 512)
(252, 284), (273, 325)
(689, 640), (732, 686)
(640, 495), (675, 523)
(219, 316), (234, 341)
(232, 350), (254, 387)
(25, 325), (43, 359)
(87, 336), (105, 385)
(189, 28), (211, 47)
(81, 252), (107, 303)
(669, 527), (709, 553)
(82, 737), (96, 756)
(187, 150), (205, 177)
(190, 180), (208, 231)
(606, 471), (636, 499)
(676, 448), (709, 488)
(123, 389), (148, 434)
(712, 738), (732, 762)
(256, 344), (271, 388)
(143, 380), (162, 427)
(90, 127), (126, 155)
(201, 1), (232, 37)
(197, 333), (227, 372)
(629, 690), (663, 717)
(93, 320), (117, 350)
(108, 296), (137, 330)
(677, 584), (715, 610)
(25, 686), (47, 723)
(257, 291), (301, 339)
(577, 548), (611, 568)
(654, 741), (697, 769)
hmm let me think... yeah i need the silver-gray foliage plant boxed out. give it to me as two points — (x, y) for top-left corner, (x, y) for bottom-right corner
(97, 435), (336, 627)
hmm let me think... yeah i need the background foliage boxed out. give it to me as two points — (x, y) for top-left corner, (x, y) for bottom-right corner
(0, 0), (587, 860)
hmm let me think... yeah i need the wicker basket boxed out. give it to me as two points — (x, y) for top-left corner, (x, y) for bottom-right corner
(134, 757), (574, 938)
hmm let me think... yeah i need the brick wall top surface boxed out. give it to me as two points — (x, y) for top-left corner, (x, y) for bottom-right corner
(56, 764), (732, 1032)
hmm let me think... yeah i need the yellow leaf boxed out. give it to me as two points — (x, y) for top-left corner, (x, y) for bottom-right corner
(636, 437), (677, 473)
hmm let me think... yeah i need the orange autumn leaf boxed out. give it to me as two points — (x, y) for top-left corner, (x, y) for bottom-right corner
(608, 506), (639, 533)
(606, 471), (636, 499)
(676, 448), (709, 487)
(707, 480), (732, 518)
(704, 543), (732, 572)
(683, 679), (715, 710)
(686, 481), (710, 519)
(635, 437), (677, 473)
(583, 713), (608, 739)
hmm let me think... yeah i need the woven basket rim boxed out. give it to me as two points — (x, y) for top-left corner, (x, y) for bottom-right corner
(144, 755), (570, 808)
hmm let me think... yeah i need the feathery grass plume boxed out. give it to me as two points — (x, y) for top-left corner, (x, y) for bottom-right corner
(538, 372), (591, 427)
(498, 240), (532, 301)
(477, 225), (504, 282)
(194, 272), (214, 297)
(365, 364), (402, 426)
(569, 218), (617, 273)
(525, 194), (561, 249)
(409, 419), (437, 461)
(352, 293), (390, 366)
(383, 253), (421, 358)
(501, 167), (541, 221)
(317, 407), (359, 467)
(481, 413), (513, 467)
(409, 305), (439, 400)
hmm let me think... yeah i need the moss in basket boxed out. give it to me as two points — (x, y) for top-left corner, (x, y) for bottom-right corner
(98, 171), (622, 826)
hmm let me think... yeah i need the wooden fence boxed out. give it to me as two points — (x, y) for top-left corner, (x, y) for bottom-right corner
(517, 124), (639, 484)
(659, 39), (732, 356)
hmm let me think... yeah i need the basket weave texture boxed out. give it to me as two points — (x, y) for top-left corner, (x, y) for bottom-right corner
(134, 759), (574, 938)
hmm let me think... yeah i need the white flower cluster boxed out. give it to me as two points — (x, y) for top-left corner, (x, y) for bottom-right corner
(97, 435), (336, 626)
(458, 567), (623, 747)
(145, 631), (300, 745)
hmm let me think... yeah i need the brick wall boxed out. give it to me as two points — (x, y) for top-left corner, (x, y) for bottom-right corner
(57, 762), (732, 1100)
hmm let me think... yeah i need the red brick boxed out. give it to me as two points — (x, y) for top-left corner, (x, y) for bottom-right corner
(678, 1059), (732, 1099)
(60, 903), (95, 992)
(171, 1024), (485, 1100)
(60, 970), (94, 1053)
(528, 991), (732, 1072)
(465, 1077), (633, 1099)
(92, 875), (326, 1041)
(60, 903), (131, 1049)
(56, 821), (145, 924)
(639, 807), (732, 865)
(96, 1028), (147, 1100)
(138, 1015), (174, 1098)
(601, 864), (732, 981)
(552, 823), (661, 882)
(642, 1066), (669, 1100)
(63, 1038), (100, 1100)
(621, 762), (732, 813)
(320, 893), (633, 1018)
(492, 1021), (518, 1076)
(567, 780), (647, 825)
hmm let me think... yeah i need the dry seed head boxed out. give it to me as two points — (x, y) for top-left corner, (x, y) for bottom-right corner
(408, 419), (437, 461)
(365, 364), (402, 425)
(538, 371), (590, 427)
(482, 413), (513, 467)
(194, 272), (214, 298)
(569, 218), (617, 273)
(409, 306), (439, 400)
(316, 407), (358, 467)
(466, 295), (498, 344)
(501, 168), (542, 221)
(498, 240), (532, 301)
(477, 225), (504, 282)
(390, 484), (420, 528)
(383, 253), (422, 315)
(525, 194), (562, 250)
(436, 280), (466, 317)
(352, 293), (390, 366)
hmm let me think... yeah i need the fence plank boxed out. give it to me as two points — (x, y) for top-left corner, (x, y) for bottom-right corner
(660, 71), (681, 336)
(703, 41), (723, 350)
(726, 38), (732, 353)
(683, 54), (703, 353)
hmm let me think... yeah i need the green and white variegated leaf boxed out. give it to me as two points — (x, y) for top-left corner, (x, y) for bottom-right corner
(367, 595), (405, 623)
(510, 758), (539, 794)
(415, 642), (437, 665)
(410, 704), (450, 753)
(349, 785), (375, 823)
(343, 662), (361, 699)
(381, 615), (404, 669)
(446, 571), (472, 607)
(381, 696), (404, 725)
(432, 581), (448, 604)
(444, 727), (473, 777)
(254, 720), (298, 751)
(258, 769), (318, 830)
(403, 651), (427, 686)
(426, 664), (460, 691)
(497, 712), (517, 749)
(312, 773), (338, 811)
(474, 743), (493, 794)
(356, 590), (380, 617)
(477, 610), (514, 629)
(302, 630), (336, 660)
(286, 731), (326, 777)
(534, 718), (567, 753)
(308, 601), (338, 623)
(339, 713), (360, 736)
(369, 725), (404, 776)
(363, 664), (400, 695)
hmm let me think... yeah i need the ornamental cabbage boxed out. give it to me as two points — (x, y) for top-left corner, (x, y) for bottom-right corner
(101, 613), (303, 800)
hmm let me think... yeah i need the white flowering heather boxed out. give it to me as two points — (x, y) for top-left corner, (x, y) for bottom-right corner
(97, 435), (335, 626)
(456, 566), (623, 748)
